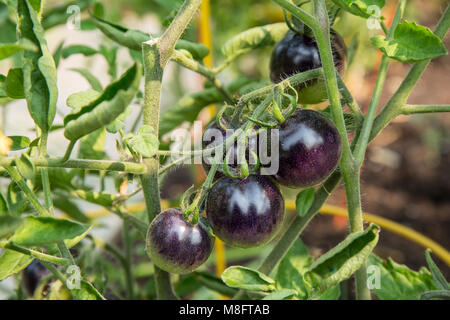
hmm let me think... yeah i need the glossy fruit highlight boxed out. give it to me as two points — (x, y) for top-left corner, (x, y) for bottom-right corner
(274, 108), (342, 188)
(146, 208), (214, 274)
(206, 174), (284, 248)
(270, 30), (347, 104)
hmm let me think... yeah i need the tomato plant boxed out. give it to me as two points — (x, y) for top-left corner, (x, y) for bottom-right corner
(0, 0), (449, 302)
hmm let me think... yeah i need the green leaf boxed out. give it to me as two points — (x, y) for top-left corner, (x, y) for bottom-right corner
(0, 249), (33, 280)
(64, 63), (141, 141)
(61, 44), (98, 58)
(127, 125), (159, 158)
(65, 225), (92, 248)
(11, 215), (88, 246)
(78, 128), (107, 160)
(425, 250), (449, 290)
(175, 39), (209, 61)
(367, 254), (440, 300)
(159, 77), (252, 137)
(72, 280), (106, 300)
(18, 0), (58, 132)
(8, 135), (30, 151)
(304, 224), (380, 298)
(105, 106), (132, 133)
(73, 190), (117, 207)
(90, 14), (149, 51)
(370, 21), (448, 63)
(275, 238), (312, 299)
(0, 215), (23, 238)
(222, 23), (288, 60)
(53, 197), (90, 224)
(14, 153), (34, 180)
(69, 68), (103, 92)
(295, 188), (315, 217)
(263, 289), (298, 300)
(66, 89), (101, 110)
(0, 38), (37, 60)
(221, 266), (275, 292)
(90, 14), (210, 61)
(5, 68), (24, 99)
(331, 0), (385, 19)
(0, 193), (7, 215)
(42, 0), (92, 30)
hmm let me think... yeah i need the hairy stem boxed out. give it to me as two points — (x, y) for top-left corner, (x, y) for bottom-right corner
(353, 0), (405, 166)
(0, 157), (147, 174)
(139, 0), (202, 300)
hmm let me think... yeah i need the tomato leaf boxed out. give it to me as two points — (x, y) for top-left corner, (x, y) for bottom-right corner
(275, 238), (312, 298)
(11, 215), (88, 246)
(8, 135), (31, 151)
(367, 254), (440, 300)
(370, 21), (448, 62)
(221, 266), (275, 292)
(69, 68), (103, 92)
(64, 63), (141, 141)
(72, 280), (106, 300)
(275, 238), (340, 300)
(14, 153), (35, 180)
(0, 249), (33, 280)
(304, 224), (380, 298)
(295, 188), (315, 217)
(262, 289), (298, 300)
(72, 190), (117, 207)
(424, 250), (449, 290)
(222, 23), (288, 60)
(0, 38), (37, 60)
(53, 197), (90, 224)
(41, 0), (92, 30)
(127, 125), (159, 158)
(18, 0), (58, 132)
(66, 89), (101, 110)
(61, 44), (98, 58)
(5, 68), (24, 99)
(0, 215), (23, 239)
(78, 128), (107, 160)
(90, 14), (209, 61)
(331, 0), (385, 19)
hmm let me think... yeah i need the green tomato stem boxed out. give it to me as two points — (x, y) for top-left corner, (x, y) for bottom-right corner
(353, 0), (406, 167)
(1, 241), (70, 266)
(0, 157), (147, 174)
(139, 0), (202, 301)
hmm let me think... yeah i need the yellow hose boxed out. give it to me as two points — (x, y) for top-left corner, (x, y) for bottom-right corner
(84, 200), (450, 266)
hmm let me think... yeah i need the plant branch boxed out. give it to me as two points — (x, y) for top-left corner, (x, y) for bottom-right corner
(0, 241), (70, 266)
(353, 0), (405, 166)
(139, 0), (202, 301)
(400, 104), (450, 114)
(171, 50), (235, 104)
(0, 157), (146, 174)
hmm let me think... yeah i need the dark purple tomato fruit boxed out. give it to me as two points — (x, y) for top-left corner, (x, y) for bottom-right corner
(146, 208), (214, 274)
(202, 121), (257, 178)
(270, 30), (347, 104)
(23, 260), (49, 295)
(206, 174), (284, 248)
(274, 108), (342, 188)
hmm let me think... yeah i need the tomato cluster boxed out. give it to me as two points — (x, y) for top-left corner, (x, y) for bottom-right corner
(147, 29), (346, 274)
